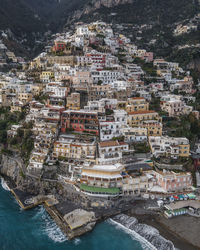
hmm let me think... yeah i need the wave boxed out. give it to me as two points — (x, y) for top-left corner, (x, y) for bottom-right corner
(1, 178), (10, 191)
(33, 205), (46, 219)
(109, 219), (155, 250)
(73, 238), (81, 245)
(37, 206), (67, 243)
(110, 214), (175, 250)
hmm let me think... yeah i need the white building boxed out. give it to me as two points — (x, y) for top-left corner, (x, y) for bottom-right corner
(100, 121), (123, 141)
(149, 136), (190, 159)
(111, 80), (130, 90)
(91, 70), (121, 84)
(98, 141), (129, 165)
(46, 82), (67, 97)
(76, 25), (89, 36)
(122, 127), (148, 142)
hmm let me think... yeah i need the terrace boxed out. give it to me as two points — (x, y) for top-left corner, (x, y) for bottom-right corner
(80, 184), (120, 195)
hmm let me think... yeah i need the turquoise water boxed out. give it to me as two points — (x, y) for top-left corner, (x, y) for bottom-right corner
(0, 181), (145, 250)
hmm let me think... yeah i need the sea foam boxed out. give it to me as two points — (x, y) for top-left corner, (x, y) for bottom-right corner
(40, 207), (67, 243)
(73, 238), (81, 245)
(109, 214), (175, 250)
(109, 218), (155, 250)
(1, 178), (10, 191)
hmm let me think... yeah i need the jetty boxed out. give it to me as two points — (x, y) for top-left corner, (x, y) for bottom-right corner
(8, 181), (134, 240)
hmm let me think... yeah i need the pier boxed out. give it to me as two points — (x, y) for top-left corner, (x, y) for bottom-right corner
(8, 182), (134, 240)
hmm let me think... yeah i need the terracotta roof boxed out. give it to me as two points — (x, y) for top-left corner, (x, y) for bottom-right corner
(131, 97), (145, 100)
(128, 110), (157, 115)
(99, 141), (119, 147)
(119, 142), (128, 146)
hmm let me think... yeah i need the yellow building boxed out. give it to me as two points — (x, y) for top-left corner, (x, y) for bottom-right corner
(179, 144), (190, 157)
(31, 85), (43, 96)
(149, 136), (190, 158)
(40, 71), (54, 82)
(117, 101), (126, 110)
(81, 163), (124, 190)
(126, 97), (149, 113)
(66, 92), (80, 110)
(127, 110), (161, 127)
(46, 55), (76, 66)
(141, 120), (162, 136)
(10, 102), (23, 112)
(18, 93), (33, 104)
(53, 136), (96, 161)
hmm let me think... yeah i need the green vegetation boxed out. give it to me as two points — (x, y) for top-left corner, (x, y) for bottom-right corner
(7, 124), (34, 164)
(97, 80), (103, 85)
(19, 170), (26, 178)
(167, 114), (200, 143)
(112, 136), (125, 142)
(105, 109), (114, 115)
(0, 108), (26, 146)
(134, 58), (157, 78)
(34, 93), (48, 104)
(0, 107), (33, 164)
(133, 142), (150, 153)
(65, 128), (74, 134)
(80, 0), (200, 78)
(149, 94), (161, 112)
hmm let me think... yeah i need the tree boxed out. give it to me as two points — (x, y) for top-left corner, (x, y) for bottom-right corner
(17, 128), (24, 138)
(0, 131), (7, 145)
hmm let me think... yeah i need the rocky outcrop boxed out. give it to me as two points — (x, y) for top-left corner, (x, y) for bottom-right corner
(91, 0), (133, 9)
(0, 154), (25, 186)
(64, 209), (96, 230)
(67, 0), (133, 23)
(0, 153), (59, 196)
(63, 209), (96, 239)
(188, 57), (200, 72)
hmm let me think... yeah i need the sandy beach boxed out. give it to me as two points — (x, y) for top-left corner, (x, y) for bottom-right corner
(124, 199), (200, 250)
(127, 212), (199, 250)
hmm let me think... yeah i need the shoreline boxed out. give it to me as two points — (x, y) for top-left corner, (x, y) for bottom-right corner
(0, 175), (128, 240)
(109, 218), (157, 250)
(1, 176), (199, 249)
(126, 212), (199, 250)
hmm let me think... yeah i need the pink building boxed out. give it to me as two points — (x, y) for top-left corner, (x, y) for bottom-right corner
(140, 52), (154, 63)
(86, 52), (106, 69)
(152, 170), (192, 193)
(72, 71), (92, 86)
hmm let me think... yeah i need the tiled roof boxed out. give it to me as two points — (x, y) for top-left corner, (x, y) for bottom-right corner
(128, 110), (157, 115)
(99, 141), (119, 147)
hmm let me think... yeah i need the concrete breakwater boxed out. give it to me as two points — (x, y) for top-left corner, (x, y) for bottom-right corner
(1, 176), (131, 240)
(5, 184), (96, 240)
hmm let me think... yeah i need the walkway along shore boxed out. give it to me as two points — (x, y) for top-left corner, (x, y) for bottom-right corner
(4, 176), (132, 240)
(2, 176), (200, 249)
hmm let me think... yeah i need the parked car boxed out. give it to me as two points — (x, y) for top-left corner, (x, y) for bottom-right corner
(173, 195), (179, 201)
(178, 194), (184, 201)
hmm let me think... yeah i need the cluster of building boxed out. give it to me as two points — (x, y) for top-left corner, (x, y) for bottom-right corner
(173, 13), (200, 36)
(0, 38), (24, 67)
(1, 21), (198, 197)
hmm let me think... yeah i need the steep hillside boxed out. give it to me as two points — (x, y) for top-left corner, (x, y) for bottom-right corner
(0, 0), (46, 34)
(0, 0), (199, 68)
(0, 0), (90, 57)
(75, 0), (200, 73)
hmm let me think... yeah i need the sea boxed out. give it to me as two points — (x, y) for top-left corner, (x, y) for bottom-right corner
(0, 178), (152, 250)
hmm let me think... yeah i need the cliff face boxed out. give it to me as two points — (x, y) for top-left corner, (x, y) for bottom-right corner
(0, 154), (25, 186)
(68, 0), (133, 21)
(91, 0), (133, 8)
(188, 58), (200, 72)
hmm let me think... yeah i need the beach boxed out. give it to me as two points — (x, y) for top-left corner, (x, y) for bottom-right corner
(126, 200), (200, 250)
(2, 175), (200, 249)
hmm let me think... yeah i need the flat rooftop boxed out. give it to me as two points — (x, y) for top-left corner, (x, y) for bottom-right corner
(165, 200), (200, 210)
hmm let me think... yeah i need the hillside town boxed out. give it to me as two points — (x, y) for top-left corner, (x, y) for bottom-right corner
(0, 21), (200, 241)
